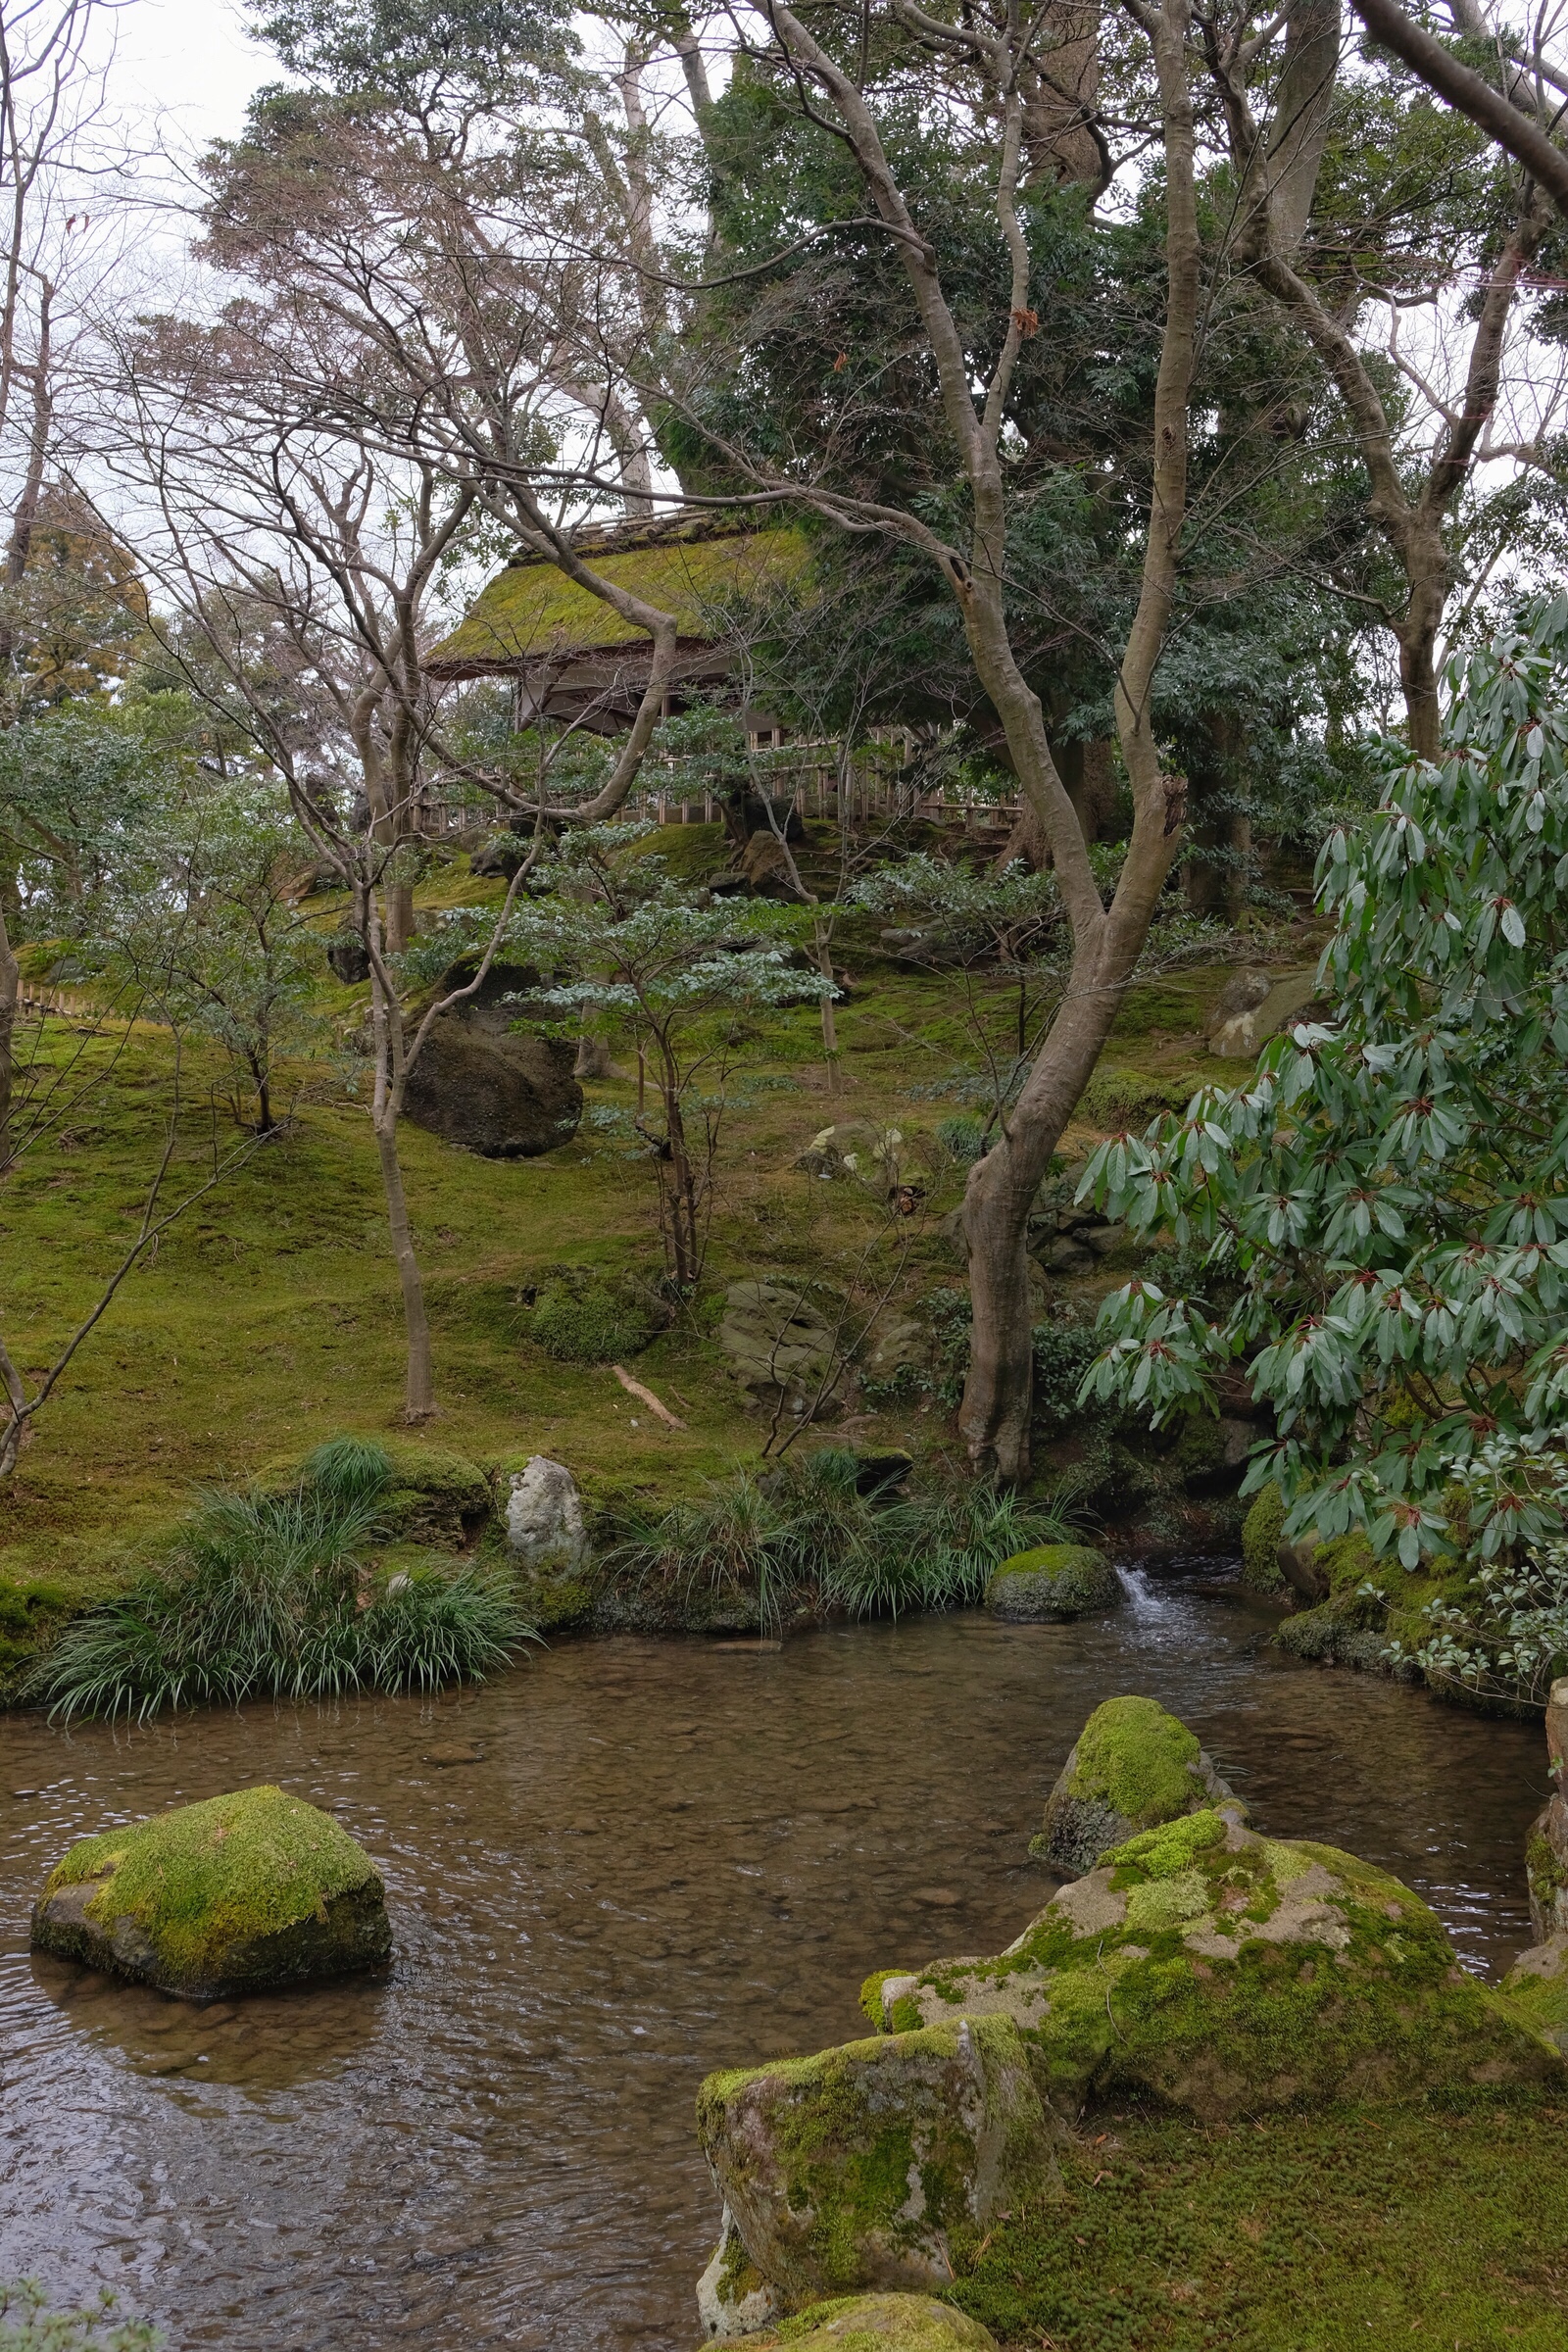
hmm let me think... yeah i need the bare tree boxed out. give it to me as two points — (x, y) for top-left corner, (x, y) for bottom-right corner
(1204, 0), (1556, 757)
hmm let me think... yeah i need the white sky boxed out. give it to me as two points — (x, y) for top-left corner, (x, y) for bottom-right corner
(108, 0), (267, 148)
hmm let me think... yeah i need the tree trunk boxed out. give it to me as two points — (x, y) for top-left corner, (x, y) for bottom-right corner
(374, 1113), (434, 1419)
(384, 879), (416, 955)
(0, 895), (18, 1168)
(1184, 712), (1250, 917)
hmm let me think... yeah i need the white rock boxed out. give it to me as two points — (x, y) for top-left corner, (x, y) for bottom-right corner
(696, 2202), (784, 2340)
(505, 1457), (588, 1570)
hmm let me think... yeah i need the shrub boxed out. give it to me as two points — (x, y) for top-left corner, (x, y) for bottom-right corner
(528, 1275), (651, 1363)
(936, 1113), (988, 1166)
(29, 1448), (534, 1722)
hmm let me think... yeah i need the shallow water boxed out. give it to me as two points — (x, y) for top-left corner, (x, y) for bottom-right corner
(0, 1562), (1551, 2351)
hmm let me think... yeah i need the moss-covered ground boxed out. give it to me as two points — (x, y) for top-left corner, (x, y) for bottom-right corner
(0, 831), (1315, 1676)
(944, 2092), (1568, 2348)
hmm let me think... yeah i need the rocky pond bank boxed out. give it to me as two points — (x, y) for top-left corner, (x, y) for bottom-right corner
(693, 1693), (1568, 2347)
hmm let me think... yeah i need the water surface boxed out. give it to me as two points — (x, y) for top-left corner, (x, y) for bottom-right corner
(0, 1564), (1550, 2349)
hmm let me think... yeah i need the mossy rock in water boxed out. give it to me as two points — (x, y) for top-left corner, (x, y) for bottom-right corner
(746, 2293), (1000, 2349)
(697, 2016), (1058, 2311)
(1032, 1693), (1248, 1877)
(984, 1544), (1117, 1621)
(875, 1808), (1562, 2123)
(1240, 1483), (1286, 1593)
(30, 1785), (391, 2000)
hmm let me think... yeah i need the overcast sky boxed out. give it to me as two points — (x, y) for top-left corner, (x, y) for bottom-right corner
(111, 0), (267, 148)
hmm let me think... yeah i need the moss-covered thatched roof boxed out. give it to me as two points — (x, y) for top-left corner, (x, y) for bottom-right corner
(428, 513), (812, 676)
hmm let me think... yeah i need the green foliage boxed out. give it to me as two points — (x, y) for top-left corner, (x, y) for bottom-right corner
(28, 1445), (532, 1718)
(0, 2283), (159, 2352)
(935, 1114), (986, 1166)
(1084, 602), (1568, 1567)
(527, 1275), (651, 1364)
(1386, 1524), (1568, 1707)
(600, 1450), (1077, 1632)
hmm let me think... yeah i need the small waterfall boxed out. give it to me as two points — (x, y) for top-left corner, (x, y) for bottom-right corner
(1115, 1563), (1169, 1617)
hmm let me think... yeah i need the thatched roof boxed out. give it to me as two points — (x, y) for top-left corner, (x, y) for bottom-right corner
(426, 513), (811, 718)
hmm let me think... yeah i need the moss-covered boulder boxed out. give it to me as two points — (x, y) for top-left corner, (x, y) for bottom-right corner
(1501, 1933), (1568, 2053)
(1240, 1483), (1286, 1593)
(696, 2016), (1057, 2311)
(870, 1809), (1561, 2122)
(984, 1544), (1117, 1622)
(30, 1786), (391, 2000)
(382, 1443), (494, 1547)
(1031, 1693), (1248, 1876)
(741, 2294), (999, 2349)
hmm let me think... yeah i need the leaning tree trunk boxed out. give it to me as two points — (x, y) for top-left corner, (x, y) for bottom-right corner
(0, 898), (18, 1169)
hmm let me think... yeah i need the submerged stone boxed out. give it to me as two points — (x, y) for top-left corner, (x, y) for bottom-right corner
(1033, 1692), (1248, 1876)
(984, 1544), (1117, 1622)
(872, 1807), (1561, 2121)
(30, 1785), (391, 2000)
(697, 2015), (1057, 2311)
(742, 2294), (999, 2349)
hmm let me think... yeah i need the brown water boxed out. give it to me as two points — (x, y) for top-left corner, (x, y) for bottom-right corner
(0, 1563), (1552, 2352)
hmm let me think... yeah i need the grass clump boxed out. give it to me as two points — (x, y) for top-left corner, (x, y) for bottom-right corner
(0, 2283), (159, 2352)
(27, 1437), (533, 1721)
(600, 1449), (1080, 1632)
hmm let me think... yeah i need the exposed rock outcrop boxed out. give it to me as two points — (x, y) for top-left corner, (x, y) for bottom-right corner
(1033, 1693), (1249, 1876)
(1206, 968), (1322, 1058)
(31, 1786), (390, 2000)
(984, 1544), (1118, 1622)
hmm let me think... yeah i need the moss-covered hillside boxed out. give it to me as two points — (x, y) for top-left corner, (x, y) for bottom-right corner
(0, 830), (1315, 1672)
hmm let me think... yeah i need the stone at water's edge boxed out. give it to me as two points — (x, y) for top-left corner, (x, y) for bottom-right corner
(30, 1786), (391, 2001)
(1032, 1692), (1249, 1877)
(697, 2202), (784, 2339)
(696, 2017), (1058, 2315)
(872, 1808), (1561, 2121)
(737, 2294), (1000, 2349)
(984, 1544), (1117, 1622)
(506, 1456), (588, 1571)
(1502, 1679), (1568, 2045)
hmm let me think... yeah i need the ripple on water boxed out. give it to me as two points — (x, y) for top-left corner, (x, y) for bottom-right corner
(0, 1563), (1551, 2351)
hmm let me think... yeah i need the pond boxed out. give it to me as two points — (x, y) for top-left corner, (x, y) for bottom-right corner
(0, 1563), (1551, 2351)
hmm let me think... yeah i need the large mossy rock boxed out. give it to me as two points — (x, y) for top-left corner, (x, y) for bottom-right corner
(1240, 1483), (1287, 1593)
(869, 1808), (1561, 2122)
(697, 2016), (1057, 2311)
(742, 2294), (999, 2350)
(1032, 1693), (1248, 1876)
(402, 1017), (582, 1158)
(30, 1786), (391, 2000)
(984, 1544), (1117, 1622)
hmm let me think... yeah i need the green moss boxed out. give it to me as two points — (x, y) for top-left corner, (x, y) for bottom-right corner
(1105, 1808), (1227, 1885)
(1527, 1828), (1568, 1914)
(985, 1544), (1117, 1619)
(35, 1785), (388, 1994)
(1317, 1530), (1378, 1592)
(429, 520), (813, 667)
(758, 2293), (999, 2349)
(1240, 1484), (1286, 1592)
(945, 2095), (1568, 2347)
(1069, 1695), (1206, 1827)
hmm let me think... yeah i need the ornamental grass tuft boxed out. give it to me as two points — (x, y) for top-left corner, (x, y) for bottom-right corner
(28, 1439), (533, 1721)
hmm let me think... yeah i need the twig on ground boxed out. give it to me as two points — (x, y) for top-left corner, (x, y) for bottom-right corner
(611, 1364), (687, 1429)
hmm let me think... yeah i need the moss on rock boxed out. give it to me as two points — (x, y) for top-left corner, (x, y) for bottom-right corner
(697, 2016), (1058, 2310)
(888, 1806), (1561, 2122)
(380, 1443), (494, 1546)
(984, 1544), (1117, 1622)
(30, 1784), (391, 1999)
(748, 2293), (999, 2349)
(1031, 1694), (1248, 1876)
(1240, 1484), (1286, 1593)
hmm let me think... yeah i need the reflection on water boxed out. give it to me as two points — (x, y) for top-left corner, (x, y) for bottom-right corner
(0, 1562), (1551, 2351)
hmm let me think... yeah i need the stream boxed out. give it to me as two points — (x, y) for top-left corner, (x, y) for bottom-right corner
(0, 1561), (1552, 2350)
